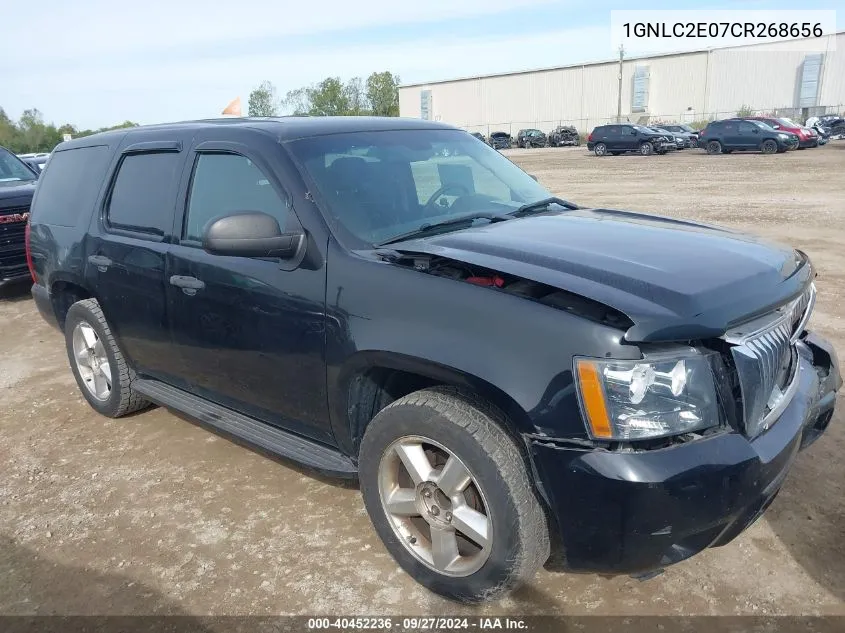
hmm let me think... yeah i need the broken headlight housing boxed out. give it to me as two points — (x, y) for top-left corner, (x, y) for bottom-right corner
(574, 349), (721, 441)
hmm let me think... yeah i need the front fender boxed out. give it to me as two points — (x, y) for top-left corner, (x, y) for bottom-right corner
(325, 244), (640, 453)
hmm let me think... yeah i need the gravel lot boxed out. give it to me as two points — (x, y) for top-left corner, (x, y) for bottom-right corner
(1, 144), (843, 618)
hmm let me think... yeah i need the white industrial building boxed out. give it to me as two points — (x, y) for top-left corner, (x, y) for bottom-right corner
(399, 32), (844, 135)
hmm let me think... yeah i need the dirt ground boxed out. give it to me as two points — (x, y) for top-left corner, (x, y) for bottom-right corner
(1, 144), (843, 618)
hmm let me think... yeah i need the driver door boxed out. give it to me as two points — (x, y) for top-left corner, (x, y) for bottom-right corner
(165, 138), (333, 443)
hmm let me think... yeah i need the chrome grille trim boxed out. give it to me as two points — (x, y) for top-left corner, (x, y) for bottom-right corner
(723, 283), (815, 437)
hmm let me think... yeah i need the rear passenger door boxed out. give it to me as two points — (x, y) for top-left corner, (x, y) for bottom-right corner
(165, 135), (332, 443)
(86, 134), (191, 381)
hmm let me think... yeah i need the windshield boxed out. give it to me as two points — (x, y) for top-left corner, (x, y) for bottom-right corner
(287, 128), (551, 248)
(0, 148), (36, 183)
(777, 118), (798, 127)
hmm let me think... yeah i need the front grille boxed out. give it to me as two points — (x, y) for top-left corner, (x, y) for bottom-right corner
(0, 205), (29, 280)
(723, 284), (815, 437)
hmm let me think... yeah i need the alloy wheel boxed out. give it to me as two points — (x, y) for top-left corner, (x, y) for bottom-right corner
(72, 322), (112, 401)
(378, 436), (492, 577)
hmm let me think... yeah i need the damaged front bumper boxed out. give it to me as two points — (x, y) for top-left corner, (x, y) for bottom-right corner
(527, 331), (840, 575)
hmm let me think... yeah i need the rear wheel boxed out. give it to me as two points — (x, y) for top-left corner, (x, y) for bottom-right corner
(65, 299), (151, 418)
(639, 141), (654, 156)
(359, 387), (549, 603)
(706, 140), (722, 155)
(761, 139), (778, 154)
(594, 143), (607, 156)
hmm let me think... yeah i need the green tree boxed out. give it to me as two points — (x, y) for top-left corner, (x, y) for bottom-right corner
(344, 77), (368, 116)
(282, 87), (311, 116)
(736, 104), (755, 117)
(248, 81), (279, 117)
(307, 77), (351, 116)
(366, 71), (400, 117)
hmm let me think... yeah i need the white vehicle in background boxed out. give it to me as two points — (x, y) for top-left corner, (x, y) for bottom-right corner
(17, 152), (50, 173)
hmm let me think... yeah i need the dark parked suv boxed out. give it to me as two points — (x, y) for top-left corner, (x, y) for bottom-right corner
(698, 119), (799, 154)
(586, 124), (675, 156)
(516, 128), (547, 148)
(0, 145), (39, 288)
(27, 117), (840, 603)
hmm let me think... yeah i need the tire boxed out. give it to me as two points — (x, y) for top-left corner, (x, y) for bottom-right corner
(594, 142), (607, 156)
(639, 141), (654, 156)
(359, 387), (550, 603)
(761, 139), (778, 154)
(706, 140), (722, 155)
(64, 298), (151, 418)
(689, 138), (698, 148)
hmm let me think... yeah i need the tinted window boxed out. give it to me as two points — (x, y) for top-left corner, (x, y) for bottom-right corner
(31, 146), (112, 227)
(0, 148), (36, 183)
(738, 122), (757, 134)
(107, 151), (183, 235)
(288, 129), (549, 248)
(184, 153), (288, 242)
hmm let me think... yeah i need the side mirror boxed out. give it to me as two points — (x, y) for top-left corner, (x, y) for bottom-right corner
(529, 174), (538, 181)
(202, 212), (305, 259)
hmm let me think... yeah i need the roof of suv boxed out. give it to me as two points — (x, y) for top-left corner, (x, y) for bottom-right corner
(59, 116), (457, 150)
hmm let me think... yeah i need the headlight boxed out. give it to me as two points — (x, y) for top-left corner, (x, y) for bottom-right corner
(574, 350), (721, 440)
(778, 133), (789, 139)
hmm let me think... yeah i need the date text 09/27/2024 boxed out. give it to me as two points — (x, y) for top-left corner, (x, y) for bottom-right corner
(307, 617), (528, 630)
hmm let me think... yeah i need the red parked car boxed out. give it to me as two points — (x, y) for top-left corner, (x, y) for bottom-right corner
(743, 117), (819, 149)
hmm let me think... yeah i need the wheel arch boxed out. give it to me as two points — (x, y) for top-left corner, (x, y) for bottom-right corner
(332, 351), (533, 458)
(48, 274), (95, 329)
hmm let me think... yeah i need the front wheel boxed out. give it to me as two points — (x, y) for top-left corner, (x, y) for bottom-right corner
(761, 139), (778, 154)
(639, 141), (654, 156)
(359, 387), (550, 603)
(594, 142), (607, 156)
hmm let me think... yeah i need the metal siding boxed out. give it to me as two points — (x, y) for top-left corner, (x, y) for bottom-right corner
(399, 33), (844, 133)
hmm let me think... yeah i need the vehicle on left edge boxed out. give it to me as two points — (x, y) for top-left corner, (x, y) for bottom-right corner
(0, 145), (39, 289)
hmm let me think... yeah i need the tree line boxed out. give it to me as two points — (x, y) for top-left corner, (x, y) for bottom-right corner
(248, 71), (400, 118)
(0, 108), (139, 154)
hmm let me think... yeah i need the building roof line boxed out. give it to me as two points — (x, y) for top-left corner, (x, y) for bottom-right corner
(399, 30), (844, 89)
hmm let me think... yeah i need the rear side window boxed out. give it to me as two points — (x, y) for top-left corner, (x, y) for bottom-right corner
(31, 146), (111, 227)
(107, 151), (183, 235)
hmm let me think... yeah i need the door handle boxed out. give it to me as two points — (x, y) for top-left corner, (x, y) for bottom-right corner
(169, 275), (206, 296)
(87, 255), (112, 271)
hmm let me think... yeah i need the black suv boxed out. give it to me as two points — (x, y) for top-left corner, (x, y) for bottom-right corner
(548, 125), (580, 147)
(488, 131), (512, 150)
(516, 128), (547, 148)
(698, 119), (799, 154)
(586, 124), (675, 156)
(28, 117), (840, 603)
(0, 145), (39, 288)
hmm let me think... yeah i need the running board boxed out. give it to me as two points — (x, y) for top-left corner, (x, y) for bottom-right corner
(134, 379), (357, 478)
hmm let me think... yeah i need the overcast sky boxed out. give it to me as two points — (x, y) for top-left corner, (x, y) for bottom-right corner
(1, 0), (842, 130)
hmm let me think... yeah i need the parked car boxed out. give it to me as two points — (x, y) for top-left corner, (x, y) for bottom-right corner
(488, 131), (512, 150)
(808, 115), (845, 140)
(516, 128), (547, 148)
(0, 145), (39, 288)
(698, 119), (799, 154)
(649, 127), (684, 150)
(548, 126), (580, 147)
(21, 154), (49, 173)
(27, 117), (840, 603)
(661, 124), (700, 147)
(469, 131), (488, 145)
(586, 124), (675, 156)
(742, 117), (818, 149)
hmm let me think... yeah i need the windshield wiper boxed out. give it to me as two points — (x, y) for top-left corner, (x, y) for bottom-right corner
(509, 196), (579, 217)
(376, 212), (510, 247)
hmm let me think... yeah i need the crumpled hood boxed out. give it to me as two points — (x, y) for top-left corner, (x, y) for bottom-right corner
(392, 208), (813, 342)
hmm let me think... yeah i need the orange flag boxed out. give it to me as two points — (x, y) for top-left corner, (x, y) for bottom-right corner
(222, 97), (242, 116)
